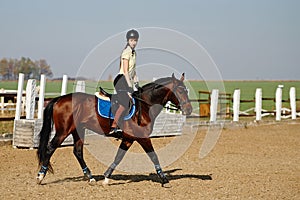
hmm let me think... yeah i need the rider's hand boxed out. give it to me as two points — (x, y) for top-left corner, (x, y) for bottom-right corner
(134, 82), (139, 89)
(134, 82), (142, 92)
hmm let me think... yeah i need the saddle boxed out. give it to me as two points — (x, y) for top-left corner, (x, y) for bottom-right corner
(95, 87), (136, 120)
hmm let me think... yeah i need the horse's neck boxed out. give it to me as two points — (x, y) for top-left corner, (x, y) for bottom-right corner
(149, 104), (164, 119)
(141, 86), (169, 119)
(142, 87), (169, 107)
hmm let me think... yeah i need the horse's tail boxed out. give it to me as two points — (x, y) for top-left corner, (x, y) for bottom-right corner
(37, 96), (60, 172)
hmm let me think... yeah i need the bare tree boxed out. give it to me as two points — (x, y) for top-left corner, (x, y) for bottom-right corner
(0, 58), (9, 80)
(0, 57), (54, 80)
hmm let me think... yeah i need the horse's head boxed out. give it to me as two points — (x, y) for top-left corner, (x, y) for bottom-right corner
(140, 73), (193, 115)
(167, 73), (193, 115)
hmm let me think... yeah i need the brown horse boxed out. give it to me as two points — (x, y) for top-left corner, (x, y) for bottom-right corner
(36, 73), (192, 186)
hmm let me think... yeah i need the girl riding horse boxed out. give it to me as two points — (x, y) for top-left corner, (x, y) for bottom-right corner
(109, 29), (140, 136)
(36, 73), (192, 187)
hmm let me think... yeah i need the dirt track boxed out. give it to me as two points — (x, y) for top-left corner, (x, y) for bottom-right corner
(0, 122), (299, 199)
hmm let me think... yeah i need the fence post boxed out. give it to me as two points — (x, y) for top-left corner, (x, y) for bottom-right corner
(75, 80), (86, 93)
(0, 88), (4, 113)
(38, 74), (46, 119)
(15, 73), (25, 120)
(25, 79), (36, 119)
(255, 88), (262, 121)
(290, 87), (296, 120)
(210, 89), (219, 122)
(275, 85), (283, 121)
(61, 75), (68, 96)
(233, 89), (240, 122)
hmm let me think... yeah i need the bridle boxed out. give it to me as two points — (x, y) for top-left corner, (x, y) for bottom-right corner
(133, 79), (190, 111)
(169, 83), (190, 110)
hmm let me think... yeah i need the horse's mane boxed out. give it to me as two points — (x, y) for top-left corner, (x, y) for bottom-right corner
(141, 77), (172, 91)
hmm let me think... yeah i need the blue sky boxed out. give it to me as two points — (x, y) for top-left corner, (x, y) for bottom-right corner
(0, 0), (299, 80)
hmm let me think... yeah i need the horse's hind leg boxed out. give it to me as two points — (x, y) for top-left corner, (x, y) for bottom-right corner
(37, 131), (68, 184)
(103, 138), (133, 185)
(72, 129), (96, 184)
(137, 138), (169, 187)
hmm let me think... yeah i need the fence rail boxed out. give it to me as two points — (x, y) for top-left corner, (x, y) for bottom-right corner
(191, 86), (299, 122)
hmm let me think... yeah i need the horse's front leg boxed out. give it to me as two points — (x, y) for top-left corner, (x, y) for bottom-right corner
(102, 137), (133, 185)
(137, 138), (169, 187)
(148, 151), (169, 186)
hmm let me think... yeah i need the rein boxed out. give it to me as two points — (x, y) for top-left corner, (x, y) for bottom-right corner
(133, 79), (186, 111)
(132, 93), (179, 111)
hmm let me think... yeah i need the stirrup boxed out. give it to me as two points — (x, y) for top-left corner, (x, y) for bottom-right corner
(108, 127), (122, 135)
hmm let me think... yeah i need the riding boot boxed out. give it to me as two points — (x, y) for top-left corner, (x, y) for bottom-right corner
(109, 105), (126, 135)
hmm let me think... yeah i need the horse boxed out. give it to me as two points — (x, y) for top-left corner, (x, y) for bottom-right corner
(36, 73), (192, 187)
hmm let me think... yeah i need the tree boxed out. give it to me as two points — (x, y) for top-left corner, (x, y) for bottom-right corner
(8, 58), (15, 80)
(0, 58), (9, 80)
(19, 57), (34, 80)
(0, 57), (54, 80)
(38, 59), (53, 78)
(10, 58), (19, 80)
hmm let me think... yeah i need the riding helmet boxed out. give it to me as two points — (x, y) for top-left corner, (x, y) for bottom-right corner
(126, 29), (139, 40)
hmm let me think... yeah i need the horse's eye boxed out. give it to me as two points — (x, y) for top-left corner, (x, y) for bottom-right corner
(180, 87), (187, 94)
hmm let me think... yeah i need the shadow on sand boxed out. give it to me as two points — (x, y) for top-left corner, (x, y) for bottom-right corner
(44, 168), (212, 185)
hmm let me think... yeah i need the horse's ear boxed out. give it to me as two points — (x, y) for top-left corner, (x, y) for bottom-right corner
(172, 73), (175, 79)
(180, 73), (185, 81)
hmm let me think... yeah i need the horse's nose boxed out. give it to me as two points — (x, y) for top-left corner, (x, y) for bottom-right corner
(183, 106), (192, 115)
(187, 107), (192, 115)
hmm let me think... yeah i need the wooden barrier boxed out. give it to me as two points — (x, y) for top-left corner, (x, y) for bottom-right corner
(13, 74), (74, 148)
(151, 104), (186, 137)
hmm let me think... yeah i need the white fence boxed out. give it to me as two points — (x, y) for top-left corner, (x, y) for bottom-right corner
(11, 73), (298, 148)
(227, 86), (298, 122)
(0, 89), (25, 113)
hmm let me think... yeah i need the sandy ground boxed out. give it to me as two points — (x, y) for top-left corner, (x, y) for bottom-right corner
(0, 121), (299, 199)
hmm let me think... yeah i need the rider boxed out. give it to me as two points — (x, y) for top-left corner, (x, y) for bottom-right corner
(109, 29), (139, 135)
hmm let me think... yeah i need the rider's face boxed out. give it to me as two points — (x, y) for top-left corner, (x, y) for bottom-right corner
(128, 38), (138, 49)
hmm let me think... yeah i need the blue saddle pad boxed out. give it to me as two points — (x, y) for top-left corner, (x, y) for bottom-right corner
(97, 97), (136, 120)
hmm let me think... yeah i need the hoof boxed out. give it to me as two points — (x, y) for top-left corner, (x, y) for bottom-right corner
(162, 182), (172, 188)
(102, 177), (110, 186)
(36, 174), (44, 185)
(88, 178), (96, 186)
